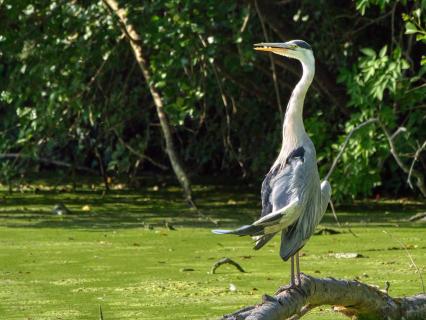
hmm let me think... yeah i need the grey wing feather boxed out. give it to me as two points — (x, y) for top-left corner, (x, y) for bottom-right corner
(254, 167), (280, 249)
(212, 143), (329, 258)
(260, 168), (276, 217)
(279, 144), (330, 261)
(255, 147), (305, 250)
(212, 224), (263, 236)
(256, 164), (289, 249)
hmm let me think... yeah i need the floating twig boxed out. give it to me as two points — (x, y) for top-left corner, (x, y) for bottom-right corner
(211, 257), (245, 274)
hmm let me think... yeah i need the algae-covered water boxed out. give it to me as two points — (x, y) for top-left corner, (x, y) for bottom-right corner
(0, 180), (425, 319)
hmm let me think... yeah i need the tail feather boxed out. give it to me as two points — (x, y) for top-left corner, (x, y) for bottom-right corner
(212, 229), (234, 235)
(280, 242), (298, 261)
(280, 228), (305, 261)
(212, 224), (264, 236)
(253, 233), (277, 250)
(280, 243), (305, 261)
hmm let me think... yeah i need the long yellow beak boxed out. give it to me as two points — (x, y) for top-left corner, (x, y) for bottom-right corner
(254, 47), (287, 54)
(254, 47), (275, 52)
(253, 42), (293, 54)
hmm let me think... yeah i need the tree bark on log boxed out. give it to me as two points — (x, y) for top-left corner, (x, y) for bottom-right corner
(102, 0), (194, 204)
(223, 274), (426, 320)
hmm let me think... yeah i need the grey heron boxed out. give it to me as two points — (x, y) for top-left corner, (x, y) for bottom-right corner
(213, 40), (331, 287)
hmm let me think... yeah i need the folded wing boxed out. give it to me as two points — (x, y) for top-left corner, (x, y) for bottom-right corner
(213, 146), (308, 250)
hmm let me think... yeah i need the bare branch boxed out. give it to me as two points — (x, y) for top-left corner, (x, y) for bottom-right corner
(349, 10), (393, 36)
(254, 0), (283, 117)
(75, 35), (124, 100)
(377, 120), (426, 197)
(324, 118), (425, 197)
(324, 118), (378, 181)
(409, 212), (426, 222)
(239, 3), (251, 33)
(111, 128), (168, 171)
(198, 35), (247, 177)
(390, 126), (407, 140)
(328, 199), (341, 227)
(407, 140), (426, 190)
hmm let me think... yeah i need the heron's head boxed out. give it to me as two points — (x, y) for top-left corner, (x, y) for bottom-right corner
(254, 40), (314, 64)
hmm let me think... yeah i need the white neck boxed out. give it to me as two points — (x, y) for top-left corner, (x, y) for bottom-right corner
(273, 55), (315, 168)
(283, 58), (315, 136)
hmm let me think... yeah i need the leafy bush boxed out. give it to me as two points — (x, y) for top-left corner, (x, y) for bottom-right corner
(0, 0), (424, 200)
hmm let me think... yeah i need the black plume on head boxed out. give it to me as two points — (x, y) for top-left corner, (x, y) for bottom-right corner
(289, 40), (312, 50)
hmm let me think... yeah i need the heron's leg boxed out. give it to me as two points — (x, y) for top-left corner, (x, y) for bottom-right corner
(275, 257), (296, 294)
(295, 251), (301, 286)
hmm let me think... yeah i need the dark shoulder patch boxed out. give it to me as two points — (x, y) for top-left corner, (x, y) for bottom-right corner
(260, 165), (281, 217)
(291, 40), (312, 50)
(286, 146), (305, 164)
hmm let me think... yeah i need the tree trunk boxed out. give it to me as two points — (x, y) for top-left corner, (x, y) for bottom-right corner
(102, 0), (193, 204)
(223, 273), (426, 319)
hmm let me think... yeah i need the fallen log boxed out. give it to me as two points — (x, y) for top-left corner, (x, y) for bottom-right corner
(222, 273), (426, 319)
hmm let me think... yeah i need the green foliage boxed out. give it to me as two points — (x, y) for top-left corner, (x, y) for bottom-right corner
(0, 0), (425, 200)
(335, 43), (424, 200)
(402, 8), (426, 64)
(323, 0), (425, 201)
(355, 0), (392, 16)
